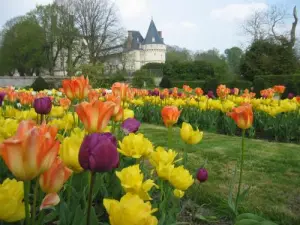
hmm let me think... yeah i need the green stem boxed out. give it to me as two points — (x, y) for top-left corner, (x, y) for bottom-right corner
(86, 172), (96, 225)
(31, 181), (39, 225)
(40, 114), (45, 124)
(235, 129), (245, 215)
(167, 126), (172, 149)
(24, 180), (31, 225)
(183, 143), (188, 167)
(67, 175), (73, 206)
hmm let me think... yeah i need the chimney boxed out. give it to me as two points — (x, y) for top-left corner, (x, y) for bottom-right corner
(158, 31), (162, 38)
(127, 31), (133, 49)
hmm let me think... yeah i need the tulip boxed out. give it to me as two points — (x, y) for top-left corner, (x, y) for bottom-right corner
(217, 84), (230, 99)
(76, 100), (115, 133)
(0, 121), (60, 181)
(39, 157), (72, 194)
(288, 93), (295, 99)
(227, 103), (253, 130)
(123, 108), (134, 120)
(161, 106), (181, 128)
(118, 133), (153, 159)
(60, 128), (85, 172)
(104, 193), (158, 225)
(207, 91), (215, 99)
(59, 98), (71, 110)
(33, 97), (52, 115)
(111, 82), (129, 100)
(273, 85), (286, 94)
(173, 189), (185, 198)
(106, 94), (121, 116)
(88, 89), (100, 102)
(121, 118), (141, 134)
(79, 133), (119, 172)
(196, 168), (208, 182)
(169, 166), (194, 191)
(0, 178), (25, 222)
(40, 193), (60, 210)
(116, 164), (157, 200)
(62, 75), (90, 100)
(0, 92), (6, 106)
(180, 122), (203, 145)
(195, 88), (203, 96)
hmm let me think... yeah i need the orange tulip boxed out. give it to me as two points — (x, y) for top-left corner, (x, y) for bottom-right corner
(18, 92), (34, 105)
(183, 85), (192, 93)
(195, 88), (204, 96)
(106, 94), (121, 116)
(227, 103), (253, 130)
(0, 121), (60, 181)
(59, 98), (71, 110)
(40, 193), (60, 210)
(76, 100), (115, 133)
(113, 107), (124, 122)
(7, 90), (17, 102)
(296, 96), (300, 103)
(260, 88), (274, 98)
(39, 157), (72, 194)
(88, 90), (100, 103)
(233, 88), (239, 96)
(111, 82), (129, 100)
(62, 75), (90, 100)
(273, 85), (286, 94)
(161, 106), (181, 127)
(216, 85), (230, 99)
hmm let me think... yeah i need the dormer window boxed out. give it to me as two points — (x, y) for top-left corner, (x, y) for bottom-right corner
(137, 37), (139, 42)
(152, 37), (155, 42)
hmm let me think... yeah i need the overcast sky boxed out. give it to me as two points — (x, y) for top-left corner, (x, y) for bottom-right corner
(0, 0), (299, 53)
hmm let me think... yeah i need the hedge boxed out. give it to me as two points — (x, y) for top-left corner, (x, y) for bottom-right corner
(255, 75), (300, 96)
(172, 80), (205, 89)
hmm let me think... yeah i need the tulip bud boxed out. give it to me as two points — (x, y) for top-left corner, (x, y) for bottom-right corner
(207, 91), (215, 99)
(33, 97), (52, 115)
(288, 93), (295, 99)
(0, 92), (6, 106)
(122, 118), (141, 134)
(196, 168), (208, 182)
(79, 133), (119, 172)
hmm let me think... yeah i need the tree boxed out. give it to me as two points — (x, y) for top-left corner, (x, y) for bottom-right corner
(166, 45), (192, 62)
(224, 47), (243, 75)
(242, 5), (298, 48)
(194, 49), (230, 81)
(0, 17), (47, 76)
(240, 39), (298, 81)
(70, 0), (124, 64)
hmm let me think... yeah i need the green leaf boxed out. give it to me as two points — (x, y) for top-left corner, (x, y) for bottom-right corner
(43, 210), (58, 223)
(236, 213), (265, 222)
(90, 207), (99, 225)
(234, 219), (261, 225)
(237, 185), (251, 205)
(71, 205), (85, 225)
(228, 164), (237, 214)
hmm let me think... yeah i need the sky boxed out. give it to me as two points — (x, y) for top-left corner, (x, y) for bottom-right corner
(0, 0), (299, 53)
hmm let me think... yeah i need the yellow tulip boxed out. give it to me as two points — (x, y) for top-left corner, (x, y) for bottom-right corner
(0, 118), (18, 144)
(118, 133), (153, 158)
(50, 106), (65, 118)
(116, 165), (157, 200)
(173, 189), (185, 198)
(156, 163), (174, 180)
(0, 178), (25, 222)
(123, 108), (134, 120)
(168, 166), (194, 191)
(59, 128), (85, 172)
(180, 122), (203, 145)
(104, 193), (158, 225)
(15, 109), (37, 121)
(149, 146), (178, 167)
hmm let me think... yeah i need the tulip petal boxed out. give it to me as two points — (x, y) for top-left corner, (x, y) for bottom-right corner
(40, 193), (60, 210)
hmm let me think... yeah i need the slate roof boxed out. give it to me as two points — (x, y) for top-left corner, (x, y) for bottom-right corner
(128, 31), (144, 50)
(143, 20), (164, 45)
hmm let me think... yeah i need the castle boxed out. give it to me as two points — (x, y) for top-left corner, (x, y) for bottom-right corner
(104, 20), (166, 73)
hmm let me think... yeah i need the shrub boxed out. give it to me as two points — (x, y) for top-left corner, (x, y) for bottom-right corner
(159, 76), (172, 88)
(132, 70), (155, 88)
(31, 76), (49, 91)
(253, 77), (265, 97)
(204, 77), (219, 92)
(225, 80), (253, 90)
(172, 80), (205, 89)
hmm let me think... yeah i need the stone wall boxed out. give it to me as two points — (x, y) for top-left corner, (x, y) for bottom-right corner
(0, 76), (64, 88)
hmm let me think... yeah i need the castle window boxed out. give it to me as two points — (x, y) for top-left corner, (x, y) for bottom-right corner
(152, 37), (155, 42)
(137, 37), (139, 42)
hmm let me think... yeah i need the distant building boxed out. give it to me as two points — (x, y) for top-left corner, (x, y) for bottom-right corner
(104, 19), (166, 73)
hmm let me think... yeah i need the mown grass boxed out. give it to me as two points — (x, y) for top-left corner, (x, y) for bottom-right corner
(140, 123), (300, 225)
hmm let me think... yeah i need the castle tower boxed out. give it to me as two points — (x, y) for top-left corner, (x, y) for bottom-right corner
(142, 20), (166, 66)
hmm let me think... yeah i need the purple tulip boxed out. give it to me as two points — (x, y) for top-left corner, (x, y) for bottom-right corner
(153, 90), (159, 96)
(168, 90), (173, 95)
(288, 93), (295, 99)
(160, 94), (165, 100)
(230, 89), (235, 95)
(79, 133), (119, 172)
(122, 118), (141, 134)
(177, 92), (183, 97)
(0, 92), (6, 106)
(207, 91), (215, 99)
(196, 168), (208, 182)
(33, 97), (52, 115)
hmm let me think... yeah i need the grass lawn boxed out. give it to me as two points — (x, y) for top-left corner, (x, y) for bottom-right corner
(140, 123), (300, 225)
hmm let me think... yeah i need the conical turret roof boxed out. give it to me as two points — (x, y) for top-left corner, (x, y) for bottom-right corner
(143, 20), (164, 45)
